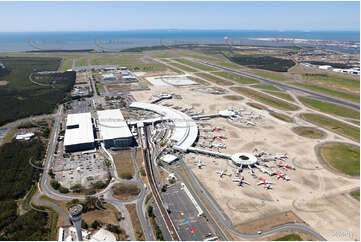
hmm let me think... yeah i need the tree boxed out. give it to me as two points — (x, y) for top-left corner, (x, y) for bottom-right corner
(59, 186), (69, 194)
(48, 169), (55, 178)
(91, 220), (100, 229)
(147, 206), (154, 218)
(81, 220), (88, 229)
(70, 184), (81, 193)
(50, 179), (60, 190)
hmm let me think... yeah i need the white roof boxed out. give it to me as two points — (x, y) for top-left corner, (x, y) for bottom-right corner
(129, 102), (198, 151)
(90, 229), (116, 241)
(16, 132), (34, 140)
(97, 109), (133, 140)
(162, 154), (178, 163)
(64, 113), (94, 146)
(102, 73), (115, 79)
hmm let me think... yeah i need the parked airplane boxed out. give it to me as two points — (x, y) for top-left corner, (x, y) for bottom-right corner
(213, 135), (227, 140)
(257, 177), (273, 189)
(216, 170), (232, 178)
(276, 164), (295, 170)
(212, 127), (224, 131)
(274, 172), (290, 181)
(233, 176), (249, 186)
(246, 121), (256, 126)
(274, 153), (288, 160)
(194, 159), (206, 169)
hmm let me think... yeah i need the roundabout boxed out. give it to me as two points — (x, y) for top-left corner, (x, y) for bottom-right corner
(231, 153), (258, 166)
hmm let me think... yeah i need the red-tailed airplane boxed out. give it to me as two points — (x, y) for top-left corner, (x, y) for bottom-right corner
(257, 176), (272, 189)
(213, 135), (227, 140)
(276, 164), (295, 170)
(273, 172), (290, 181)
(232, 176), (249, 186)
(212, 127), (224, 131)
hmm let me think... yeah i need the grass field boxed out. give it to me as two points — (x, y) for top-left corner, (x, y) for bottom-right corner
(253, 84), (281, 91)
(169, 62), (198, 72)
(292, 82), (360, 103)
(125, 204), (145, 241)
(275, 234), (303, 241)
(60, 58), (73, 71)
(223, 95), (244, 101)
(292, 127), (325, 139)
(82, 204), (119, 225)
(111, 183), (140, 201)
(212, 71), (259, 84)
(231, 87), (299, 111)
(264, 91), (295, 102)
(246, 102), (268, 110)
(320, 143), (360, 176)
(174, 58), (217, 71)
(113, 150), (135, 179)
(0, 56), (74, 126)
(270, 112), (293, 123)
(351, 190), (360, 201)
(301, 113), (360, 142)
(196, 73), (233, 86)
(298, 96), (360, 119)
(300, 73), (360, 93)
(249, 69), (288, 81)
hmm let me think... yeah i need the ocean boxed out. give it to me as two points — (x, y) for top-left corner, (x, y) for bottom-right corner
(0, 30), (359, 53)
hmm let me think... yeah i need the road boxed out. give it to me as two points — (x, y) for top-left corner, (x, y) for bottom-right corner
(190, 59), (360, 111)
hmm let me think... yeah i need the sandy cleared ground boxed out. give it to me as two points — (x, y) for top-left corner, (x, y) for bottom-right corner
(131, 85), (360, 241)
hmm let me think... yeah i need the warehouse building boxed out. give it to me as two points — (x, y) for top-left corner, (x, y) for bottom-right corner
(97, 109), (135, 149)
(64, 113), (95, 152)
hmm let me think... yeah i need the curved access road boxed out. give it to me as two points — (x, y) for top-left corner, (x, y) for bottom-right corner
(190, 59), (360, 111)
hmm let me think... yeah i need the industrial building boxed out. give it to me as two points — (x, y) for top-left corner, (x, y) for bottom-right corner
(97, 109), (135, 149)
(64, 113), (95, 152)
(102, 73), (116, 81)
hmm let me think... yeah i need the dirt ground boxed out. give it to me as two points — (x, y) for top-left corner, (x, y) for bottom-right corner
(131, 85), (360, 241)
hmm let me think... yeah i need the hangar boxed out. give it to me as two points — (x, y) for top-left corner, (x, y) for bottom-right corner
(97, 109), (135, 149)
(64, 112), (95, 152)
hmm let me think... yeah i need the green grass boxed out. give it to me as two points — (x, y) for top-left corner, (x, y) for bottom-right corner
(174, 58), (217, 71)
(301, 73), (360, 92)
(195, 73), (233, 86)
(169, 62), (198, 72)
(265, 91), (295, 102)
(301, 113), (360, 142)
(292, 127), (325, 139)
(213, 61), (245, 70)
(270, 112), (293, 122)
(292, 82), (360, 103)
(231, 87), (299, 111)
(249, 70), (288, 81)
(212, 71), (259, 84)
(351, 190), (360, 201)
(247, 102), (268, 110)
(298, 96), (360, 119)
(320, 143), (360, 176)
(253, 84), (281, 91)
(275, 233), (303, 241)
(60, 58), (73, 71)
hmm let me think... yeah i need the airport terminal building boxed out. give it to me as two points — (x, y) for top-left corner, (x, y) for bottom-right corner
(97, 109), (135, 149)
(64, 113), (95, 152)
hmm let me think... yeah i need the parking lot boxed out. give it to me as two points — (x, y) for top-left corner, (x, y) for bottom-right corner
(65, 99), (93, 114)
(162, 183), (213, 241)
(53, 151), (108, 188)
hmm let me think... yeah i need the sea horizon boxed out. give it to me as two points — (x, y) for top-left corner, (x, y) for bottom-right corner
(0, 29), (359, 53)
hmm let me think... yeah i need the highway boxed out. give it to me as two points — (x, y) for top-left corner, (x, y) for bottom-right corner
(190, 59), (360, 111)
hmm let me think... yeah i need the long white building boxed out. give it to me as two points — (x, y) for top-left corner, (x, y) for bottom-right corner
(97, 109), (135, 148)
(64, 113), (95, 152)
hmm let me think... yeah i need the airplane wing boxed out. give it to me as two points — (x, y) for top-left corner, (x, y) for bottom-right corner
(257, 182), (263, 185)
(244, 181), (250, 185)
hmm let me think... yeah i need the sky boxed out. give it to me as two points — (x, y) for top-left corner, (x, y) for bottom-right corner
(0, 1), (359, 32)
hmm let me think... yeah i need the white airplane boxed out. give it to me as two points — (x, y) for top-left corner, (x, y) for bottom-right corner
(246, 121), (256, 126)
(194, 159), (206, 169)
(276, 163), (296, 170)
(274, 172), (290, 181)
(257, 177), (273, 189)
(233, 176), (249, 186)
(274, 153), (288, 160)
(253, 148), (268, 157)
(255, 165), (274, 176)
(216, 170), (232, 178)
(213, 143), (226, 149)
